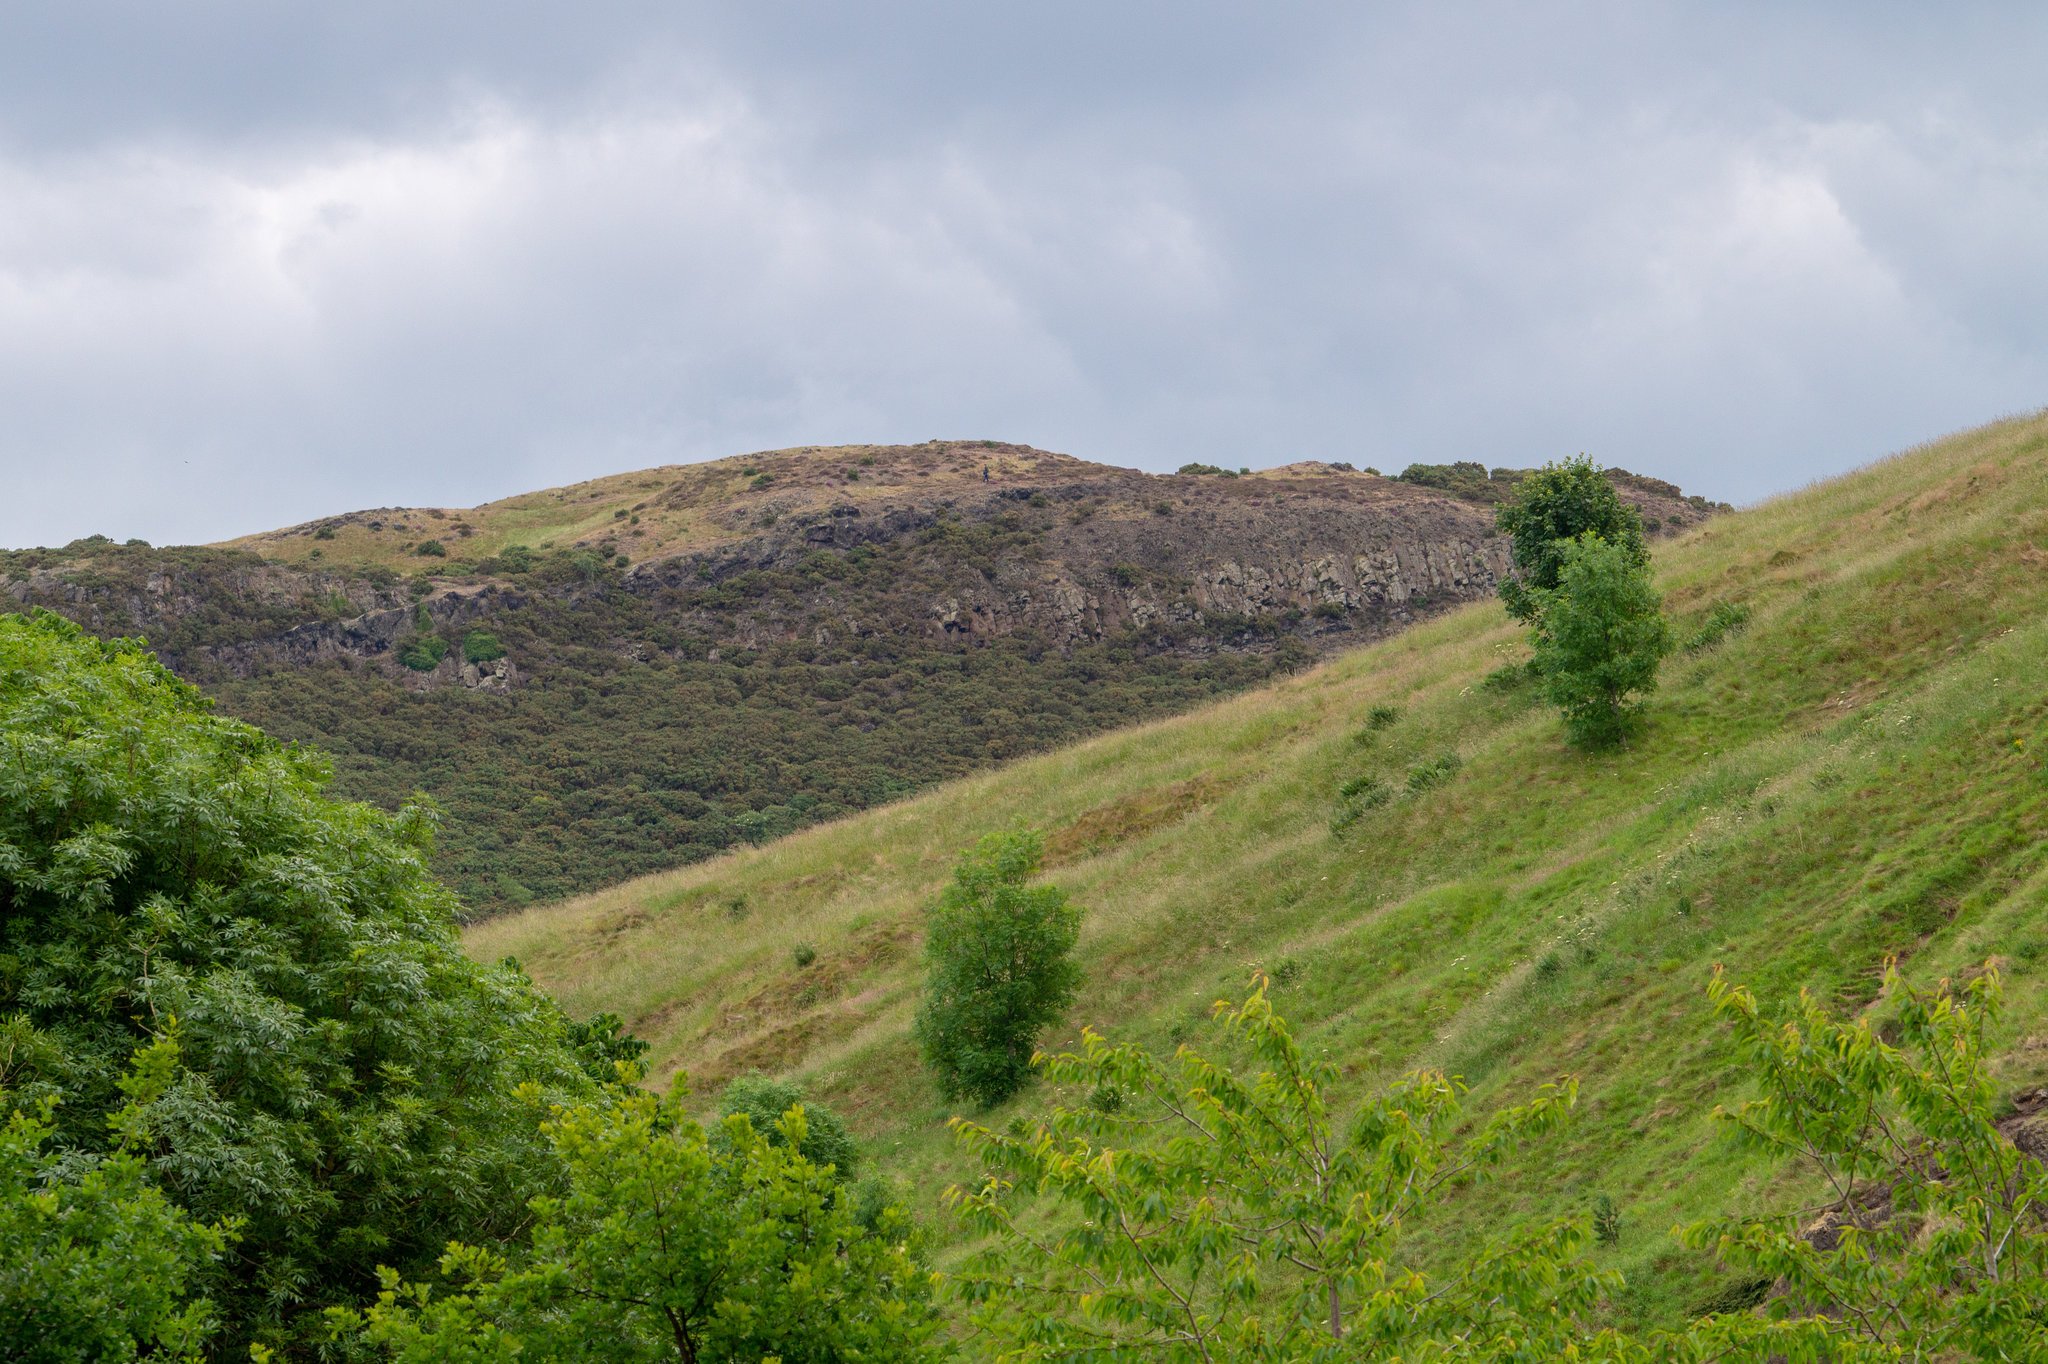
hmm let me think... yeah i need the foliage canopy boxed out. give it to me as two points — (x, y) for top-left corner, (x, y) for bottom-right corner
(0, 1036), (233, 1364)
(1495, 455), (1648, 623)
(0, 610), (598, 1354)
(337, 1084), (945, 1364)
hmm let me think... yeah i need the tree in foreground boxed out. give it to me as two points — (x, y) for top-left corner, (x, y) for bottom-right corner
(946, 986), (1622, 1361)
(0, 610), (600, 1355)
(1493, 454), (1648, 625)
(0, 1036), (233, 1363)
(949, 967), (2048, 1362)
(914, 830), (1082, 1108)
(1681, 958), (2048, 1360)
(1525, 532), (1673, 747)
(334, 1083), (944, 1364)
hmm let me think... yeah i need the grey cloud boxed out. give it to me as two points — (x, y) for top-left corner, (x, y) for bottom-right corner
(3, 4), (2048, 546)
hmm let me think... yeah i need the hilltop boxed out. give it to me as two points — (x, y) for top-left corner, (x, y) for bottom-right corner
(465, 412), (2048, 1328)
(2, 441), (1716, 912)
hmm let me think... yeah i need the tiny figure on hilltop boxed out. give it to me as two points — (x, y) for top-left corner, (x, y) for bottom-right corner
(983, 465), (990, 481)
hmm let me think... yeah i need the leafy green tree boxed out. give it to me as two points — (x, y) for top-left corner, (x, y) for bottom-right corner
(946, 985), (1625, 1360)
(1526, 532), (1672, 747)
(949, 967), (2048, 1363)
(913, 831), (1082, 1108)
(335, 1084), (944, 1363)
(1678, 959), (2048, 1360)
(0, 611), (599, 1354)
(1495, 455), (1647, 623)
(1, 1036), (233, 1364)
(717, 1074), (859, 1179)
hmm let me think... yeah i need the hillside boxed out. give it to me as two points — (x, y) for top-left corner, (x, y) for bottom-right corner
(466, 411), (2048, 1328)
(1, 441), (1714, 913)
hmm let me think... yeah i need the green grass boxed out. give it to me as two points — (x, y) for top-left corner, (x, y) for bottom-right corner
(466, 408), (2048, 1330)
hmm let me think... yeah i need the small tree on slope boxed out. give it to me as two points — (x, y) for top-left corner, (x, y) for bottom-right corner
(914, 830), (1082, 1108)
(1527, 531), (1673, 747)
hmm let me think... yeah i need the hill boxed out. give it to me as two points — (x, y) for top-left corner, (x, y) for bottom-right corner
(464, 411), (2048, 1328)
(1, 441), (1714, 913)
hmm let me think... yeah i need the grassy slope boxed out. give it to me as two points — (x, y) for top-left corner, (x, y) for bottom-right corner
(468, 410), (2048, 1328)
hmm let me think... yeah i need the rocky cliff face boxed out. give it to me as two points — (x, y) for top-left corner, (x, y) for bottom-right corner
(618, 459), (1695, 665)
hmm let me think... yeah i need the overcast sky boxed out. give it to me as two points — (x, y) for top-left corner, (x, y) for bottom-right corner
(4, 3), (2047, 547)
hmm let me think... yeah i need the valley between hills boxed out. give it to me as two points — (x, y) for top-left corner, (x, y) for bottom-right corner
(459, 412), (2048, 1328)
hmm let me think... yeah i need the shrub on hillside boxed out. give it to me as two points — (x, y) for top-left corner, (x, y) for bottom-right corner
(1406, 750), (1462, 792)
(717, 1074), (859, 1179)
(1526, 533), (1673, 747)
(0, 611), (599, 1354)
(1331, 773), (1393, 830)
(461, 629), (505, 663)
(399, 634), (448, 670)
(414, 539), (446, 557)
(914, 830), (1082, 1108)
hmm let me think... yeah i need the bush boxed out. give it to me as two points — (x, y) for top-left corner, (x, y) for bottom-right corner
(414, 539), (446, 557)
(462, 630), (505, 663)
(1481, 659), (1538, 692)
(1406, 750), (1462, 792)
(399, 635), (449, 671)
(792, 941), (818, 968)
(1332, 774), (1393, 830)
(1526, 533), (1673, 747)
(563, 1011), (650, 1087)
(1365, 703), (1401, 730)
(0, 612), (597, 1352)
(717, 1075), (859, 1179)
(1494, 455), (1647, 623)
(914, 830), (1082, 1107)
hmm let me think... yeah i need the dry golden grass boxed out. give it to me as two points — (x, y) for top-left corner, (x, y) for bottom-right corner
(218, 440), (1121, 572)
